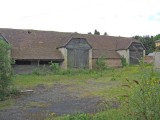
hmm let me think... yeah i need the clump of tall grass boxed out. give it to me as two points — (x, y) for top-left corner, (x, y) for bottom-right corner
(32, 67), (49, 76)
(121, 63), (160, 120)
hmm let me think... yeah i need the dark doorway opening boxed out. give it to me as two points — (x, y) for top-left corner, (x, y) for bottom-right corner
(15, 60), (31, 65)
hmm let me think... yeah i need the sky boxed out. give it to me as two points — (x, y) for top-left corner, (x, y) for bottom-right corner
(0, 0), (160, 37)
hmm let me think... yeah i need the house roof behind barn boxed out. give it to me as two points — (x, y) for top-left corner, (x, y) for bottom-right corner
(0, 28), (142, 60)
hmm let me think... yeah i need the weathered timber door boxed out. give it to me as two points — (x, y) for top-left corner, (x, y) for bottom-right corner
(67, 49), (89, 68)
(66, 38), (91, 69)
(129, 42), (144, 64)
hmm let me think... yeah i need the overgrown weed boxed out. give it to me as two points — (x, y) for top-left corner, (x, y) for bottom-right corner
(121, 63), (160, 120)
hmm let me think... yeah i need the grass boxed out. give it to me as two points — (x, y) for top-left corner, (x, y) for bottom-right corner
(0, 99), (15, 110)
(1, 64), (159, 120)
(12, 74), (61, 89)
(25, 101), (51, 108)
(46, 109), (125, 120)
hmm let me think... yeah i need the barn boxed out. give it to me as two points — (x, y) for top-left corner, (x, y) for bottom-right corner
(0, 28), (145, 73)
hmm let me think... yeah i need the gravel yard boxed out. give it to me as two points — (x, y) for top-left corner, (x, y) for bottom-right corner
(0, 82), (105, 120)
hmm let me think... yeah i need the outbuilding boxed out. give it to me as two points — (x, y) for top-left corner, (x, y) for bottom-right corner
(0, 28), (145, 73)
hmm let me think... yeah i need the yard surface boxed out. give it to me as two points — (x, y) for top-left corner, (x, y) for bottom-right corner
(0, 65), (155, 120)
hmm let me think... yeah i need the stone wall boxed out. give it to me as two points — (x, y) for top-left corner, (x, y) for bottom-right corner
(58, 48), (67, 69)
(117, 50), (129, 64)
(154, 52), (160, 71)
(89, 49), (92, 69)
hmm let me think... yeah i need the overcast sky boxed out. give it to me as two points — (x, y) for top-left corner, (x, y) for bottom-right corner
(0, 0), (160, 37)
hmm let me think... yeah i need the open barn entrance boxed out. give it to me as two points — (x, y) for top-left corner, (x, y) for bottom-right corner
(13, 60), (62, 74)
(66, 38), (91, 69)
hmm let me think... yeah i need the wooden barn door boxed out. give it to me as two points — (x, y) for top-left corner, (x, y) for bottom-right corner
(67, 49), (75, 68)
(129, 50), (143, 64)
(129, 42), (144, 64)
(67, 49), (89, 68)
(66, 38), (91, 69)
(77, 49), (89, 68)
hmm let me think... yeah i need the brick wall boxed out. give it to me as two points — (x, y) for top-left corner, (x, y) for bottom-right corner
(92, 58), (122, 68)
(144, 56), (153, 64)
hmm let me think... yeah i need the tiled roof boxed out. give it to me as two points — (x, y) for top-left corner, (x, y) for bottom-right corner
(92, 50), (121, 59)
(0, 28), (141, 60)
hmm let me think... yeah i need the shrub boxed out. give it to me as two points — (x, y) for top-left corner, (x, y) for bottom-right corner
(49, 62), (60, 73)
(96, 56), (107, 70)
(69, 113), (91, 120)
(0, 40), (12, 101)
(9, 87), (20, 96)
(122, 66), (160, 120)
(121, 57), (127, 68)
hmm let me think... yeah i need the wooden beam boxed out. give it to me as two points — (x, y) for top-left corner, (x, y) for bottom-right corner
(38, 60), (39, 67)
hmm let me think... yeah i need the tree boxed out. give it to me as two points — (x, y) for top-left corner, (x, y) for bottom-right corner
(154, 34), (160, 41)
(94, 29), (100, 35)
(104, 32), (108, 36)
(0, 40), (12, 100)
(88, 32), (92, 35)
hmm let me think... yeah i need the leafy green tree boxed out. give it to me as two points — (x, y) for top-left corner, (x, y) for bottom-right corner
(0, 40), (12, 100)
(154, 34), (160, 41)
(133, 34), (160, 54)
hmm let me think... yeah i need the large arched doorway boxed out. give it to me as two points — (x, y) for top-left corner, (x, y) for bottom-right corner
(66, 38), (91, 68)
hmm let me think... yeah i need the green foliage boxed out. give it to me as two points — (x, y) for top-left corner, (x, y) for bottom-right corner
(0, 40), (12, 101)
(6, 64), (159, 120)
(49, 109), (125, 120)
(9, 87), (20, 96)
(110, 69), (117, 81)
(11, 59), (15, 65)
(96, 56), (107, 70)
(121, 57), (128, 68)
(69, 113), (91, 120)
(49, 62), (60, 73)
(32, 67), (48, 76)
(122, 65), (160, 120)
(133, 35), (156, 54)
(154, 34), (160, 41)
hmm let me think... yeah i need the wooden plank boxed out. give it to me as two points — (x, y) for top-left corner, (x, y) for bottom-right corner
(66, 38), (91, 69)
